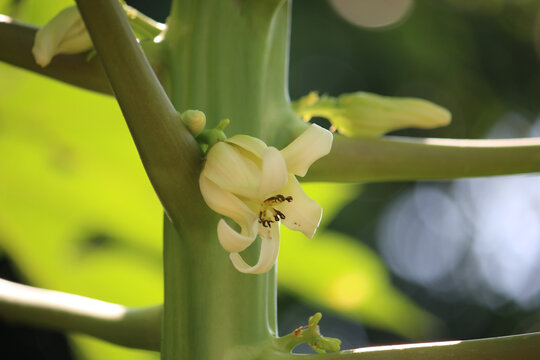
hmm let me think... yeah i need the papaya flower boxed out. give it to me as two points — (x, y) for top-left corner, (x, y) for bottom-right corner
(293, 91), (451, 138)
(32, 6), (93, 67)
(199, 124), (333, 274)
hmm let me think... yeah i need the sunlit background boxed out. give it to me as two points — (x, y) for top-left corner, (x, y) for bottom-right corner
(1, 0), (540, 358)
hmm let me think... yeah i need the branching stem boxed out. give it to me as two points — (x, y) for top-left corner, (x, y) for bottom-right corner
(0, 278), (161, 351)
(306, 135), (540, 182)
(0, 16), (111, 94)
(75, 0), (208, 231)
(264, 331), (540, 359)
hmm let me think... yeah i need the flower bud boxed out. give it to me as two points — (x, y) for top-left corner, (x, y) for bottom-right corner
(32, 6), (93, 68)
(294, 91), (451, 138)
(180, 109), (206, 136)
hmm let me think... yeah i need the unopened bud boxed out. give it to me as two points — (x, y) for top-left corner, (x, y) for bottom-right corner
(294, 91), (451, 138)
(180, 110), (206, 136)
(309, 336), (342, 354)
(32, 6), (93, 67)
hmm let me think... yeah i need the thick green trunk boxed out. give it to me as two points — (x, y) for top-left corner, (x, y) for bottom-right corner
(165, 0), (300, 145)
(161, 1), (295, 358)
(163, 217), (277, 360)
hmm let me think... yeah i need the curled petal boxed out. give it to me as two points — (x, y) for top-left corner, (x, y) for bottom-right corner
(229, 223), (280, 274)
(276, 175), (322, 238)
(258, 147), (288, 198)
(226, 135), (267, 158)
(57, 25), (92, 53)
(218, 219), (257, 253)
(199, 175), (258, 233)
(204, 142), (261, 198)
(32, 6), (92, 67)
(280, 124), (333, 177)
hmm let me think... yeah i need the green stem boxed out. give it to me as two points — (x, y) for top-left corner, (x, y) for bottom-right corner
(75, 0), (207, 229)
(305, 135), (540, 182)
(0, 16), (111, 94)
(262, 331), (540, 359)
(0, 278), (161, 351)
(160, 1), (298, 358)
(273, 313), (341, 354)
(163, 216), (277, 360)
(124, 4), (166, 40)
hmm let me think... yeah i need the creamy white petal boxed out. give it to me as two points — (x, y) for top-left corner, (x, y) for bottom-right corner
(226, 135), (267, 158)
(204, 142), (262, 198)
(32, 6), (92, 67)
(218, 219), (257, 253)
(280, 124), (333, 177)
(258, 147), (288, 198)
(229, 223), (280, 274)
(57, 25), (92, 54)
(276, 174), (322, 238)
(199, 175), (258, 231)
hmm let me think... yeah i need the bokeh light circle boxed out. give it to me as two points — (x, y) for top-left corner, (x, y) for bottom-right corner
(329, 0), (414, 29)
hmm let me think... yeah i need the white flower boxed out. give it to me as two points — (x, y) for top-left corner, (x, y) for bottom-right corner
(199, 124), (333, 274)
(32, 6), (93, 68)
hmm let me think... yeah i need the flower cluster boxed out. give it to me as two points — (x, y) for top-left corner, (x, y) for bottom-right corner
(199, 124), (333, 274)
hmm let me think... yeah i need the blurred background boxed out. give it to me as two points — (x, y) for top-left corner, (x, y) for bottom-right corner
(1, 0), (540, 358)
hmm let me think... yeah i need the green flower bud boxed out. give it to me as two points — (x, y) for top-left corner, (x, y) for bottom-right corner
(274, 312), (342, 354)
(310, 336), (342, 353)
(180, 109), (206, 136)
(324, 337), (342, 352)
(308, 312), (323, 326)
(196, 118), (230, 151)
(294, 91), (451, 138)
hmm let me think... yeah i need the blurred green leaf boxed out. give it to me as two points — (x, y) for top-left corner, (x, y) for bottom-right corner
(0, 2), (158, 357)
(1, 0), (74, 25)
(298, 182), (358, 227)
(0, 60), (161, 359)
(279, 183), (440, 339)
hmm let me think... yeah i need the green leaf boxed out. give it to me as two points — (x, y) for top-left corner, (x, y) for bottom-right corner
(1, 3), (162, 357)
